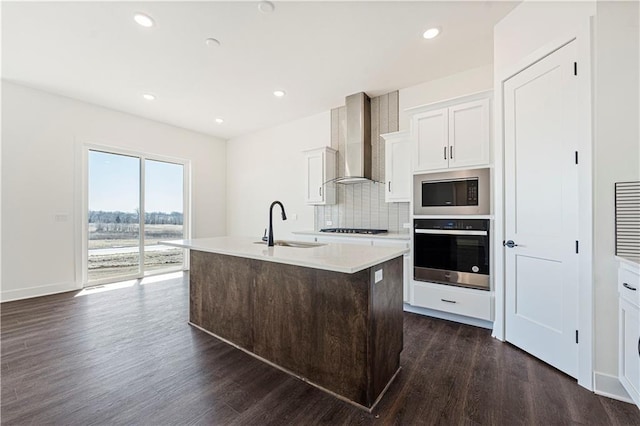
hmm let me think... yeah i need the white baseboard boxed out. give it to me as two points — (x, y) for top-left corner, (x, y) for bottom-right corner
(593, 371), (634, 404)
(403, 303), (493, 330)
(1, 281), (80, 303)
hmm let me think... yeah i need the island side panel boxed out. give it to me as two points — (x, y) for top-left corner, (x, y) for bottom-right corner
(189, 251), (254, 350)
(252, 261), (372, 406)
(367, 256), (404, 405)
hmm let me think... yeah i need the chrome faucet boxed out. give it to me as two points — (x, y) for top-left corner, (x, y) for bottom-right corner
(267, 201), (287, 247)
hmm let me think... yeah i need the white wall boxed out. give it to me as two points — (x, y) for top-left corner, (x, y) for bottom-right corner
(226, 111), (330, 239)
(494, 0), (640, 391)
(1, 81), (227, 301)
(593, 0), (640, 376)
(226, 65), (493, 241)
(493, 1), (597, 390)
(398, 64), (493, 131)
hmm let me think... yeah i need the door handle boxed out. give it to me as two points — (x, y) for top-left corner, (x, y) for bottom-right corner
(388, 181), (391, 192)
(444, 146), (447, 160)
(503, 240), (518, 248)
(450, 146), (453, 159)
(623, 282), (637, 291)
(319, 186), (322, 197)
(441, 298), (457, 304)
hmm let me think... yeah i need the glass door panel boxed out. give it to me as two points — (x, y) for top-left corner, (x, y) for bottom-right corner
(88, 151), (141, 282)
(143, 159), (184, 273)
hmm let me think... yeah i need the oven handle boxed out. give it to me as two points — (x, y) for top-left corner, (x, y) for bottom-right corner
(414, 229), (488, 236)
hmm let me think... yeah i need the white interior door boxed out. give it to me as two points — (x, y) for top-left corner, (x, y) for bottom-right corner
(504, 41), (580, 378)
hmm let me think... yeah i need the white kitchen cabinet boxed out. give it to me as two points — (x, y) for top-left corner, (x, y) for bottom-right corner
(618, 259), (640, 407)
(381, 131), (411, 203)
(412, 280), (492, 321)
(413, 108), (449, 171)
(304, 147), (336, 205)
(448, 99), (490, 169)
(409, 92), (491, 173)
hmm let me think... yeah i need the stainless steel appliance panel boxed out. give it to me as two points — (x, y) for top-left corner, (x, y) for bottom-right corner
(413, 168), (490, 215)
(413, 219), (490, 291)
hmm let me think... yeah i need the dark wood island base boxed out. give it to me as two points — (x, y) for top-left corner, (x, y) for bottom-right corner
(189, 250), (404, 411)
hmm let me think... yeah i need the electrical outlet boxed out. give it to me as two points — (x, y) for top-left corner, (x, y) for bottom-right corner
(402, 222), (411, 229)
(326, 220), (333, 226)
(375, 269), (383, 283)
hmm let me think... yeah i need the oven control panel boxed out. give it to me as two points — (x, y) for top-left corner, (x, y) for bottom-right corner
(414, 219), (489, 231)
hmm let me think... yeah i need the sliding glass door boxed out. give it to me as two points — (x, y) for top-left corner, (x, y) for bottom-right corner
(143, 159), (184, 273)
(87, 149), (186, 284)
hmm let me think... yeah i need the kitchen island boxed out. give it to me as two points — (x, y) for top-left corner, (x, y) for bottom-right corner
(162, 236), (407, 411)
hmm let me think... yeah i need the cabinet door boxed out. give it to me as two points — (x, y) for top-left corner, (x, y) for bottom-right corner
(385, 138), (411, 202)
(304, 147), (336, 205)
(448, 98), (490, 168)
(620, 298), (640, 406)
(305, 150), (324, 204)
(414, 108), (448, 172)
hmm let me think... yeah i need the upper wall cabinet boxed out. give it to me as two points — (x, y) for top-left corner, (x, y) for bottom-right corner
(304, 147), (336, 205)
(381, 131), (411, 203)
(408, 91), (492, 173)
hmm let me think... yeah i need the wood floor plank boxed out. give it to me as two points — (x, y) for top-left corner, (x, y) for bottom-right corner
(2, 273), (639, 425)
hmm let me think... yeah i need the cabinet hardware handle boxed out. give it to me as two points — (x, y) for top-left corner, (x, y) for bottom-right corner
(441, 298), (457, 304)
(388, 181), (391, 192)
(503, 240), (518, 248)
(319, 187), (322, 197)
(450, 146), (454, 159)
(444, 146), (447, 160)
(623, 282), (637, 291)
(638, 337), (639, 357)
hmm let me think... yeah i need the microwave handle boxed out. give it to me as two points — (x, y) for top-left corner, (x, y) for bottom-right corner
(414, 229), (487, 236)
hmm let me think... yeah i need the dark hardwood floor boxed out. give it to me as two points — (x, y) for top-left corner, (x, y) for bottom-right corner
(2, 273), (639, 425)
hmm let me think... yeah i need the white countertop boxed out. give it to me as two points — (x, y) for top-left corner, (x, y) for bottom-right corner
(161, 236), (408, 274)
(292, 230), (410, 241)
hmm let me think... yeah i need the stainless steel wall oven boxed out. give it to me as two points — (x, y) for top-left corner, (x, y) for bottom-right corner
(413, 219), (490, 290)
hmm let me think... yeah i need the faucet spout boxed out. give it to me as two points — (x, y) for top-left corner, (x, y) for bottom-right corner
(268, 201), (287, 247)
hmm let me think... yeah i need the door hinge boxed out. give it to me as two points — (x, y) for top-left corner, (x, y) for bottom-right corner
(575, 151), (578, 164)
(575, 240), (579, 253)
(575, 330), (579, 344)
(574, 62), (577, 76)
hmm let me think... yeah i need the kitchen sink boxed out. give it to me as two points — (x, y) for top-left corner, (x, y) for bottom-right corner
(254, 240), (326, 248)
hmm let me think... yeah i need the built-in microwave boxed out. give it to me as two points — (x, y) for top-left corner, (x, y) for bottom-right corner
(413, 168), (490, 215)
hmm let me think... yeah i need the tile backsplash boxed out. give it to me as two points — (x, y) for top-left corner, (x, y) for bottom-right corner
(315, 182), (410, 232)
(314, 91), (410, 233)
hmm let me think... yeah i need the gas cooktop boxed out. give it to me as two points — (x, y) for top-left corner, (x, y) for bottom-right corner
(319, 228), (388, 235)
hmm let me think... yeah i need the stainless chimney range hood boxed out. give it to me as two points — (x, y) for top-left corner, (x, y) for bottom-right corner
(333, 92), (376, 184)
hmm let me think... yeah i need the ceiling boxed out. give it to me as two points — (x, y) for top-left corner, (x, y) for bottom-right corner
(2, 1), (519, 140)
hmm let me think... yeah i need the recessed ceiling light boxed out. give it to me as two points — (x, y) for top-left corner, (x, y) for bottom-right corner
(205, 38), (221, 47)
(258, 1), (275, 13)
(422, 27), (440, 39)
(273, 90), (286, 98)
(142, 93), (156, 101)
(134, 13), (155, 28)
(215, 117), (224, 124)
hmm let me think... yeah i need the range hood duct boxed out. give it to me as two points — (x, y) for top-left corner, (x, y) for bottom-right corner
(334, 92), (373, 184)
